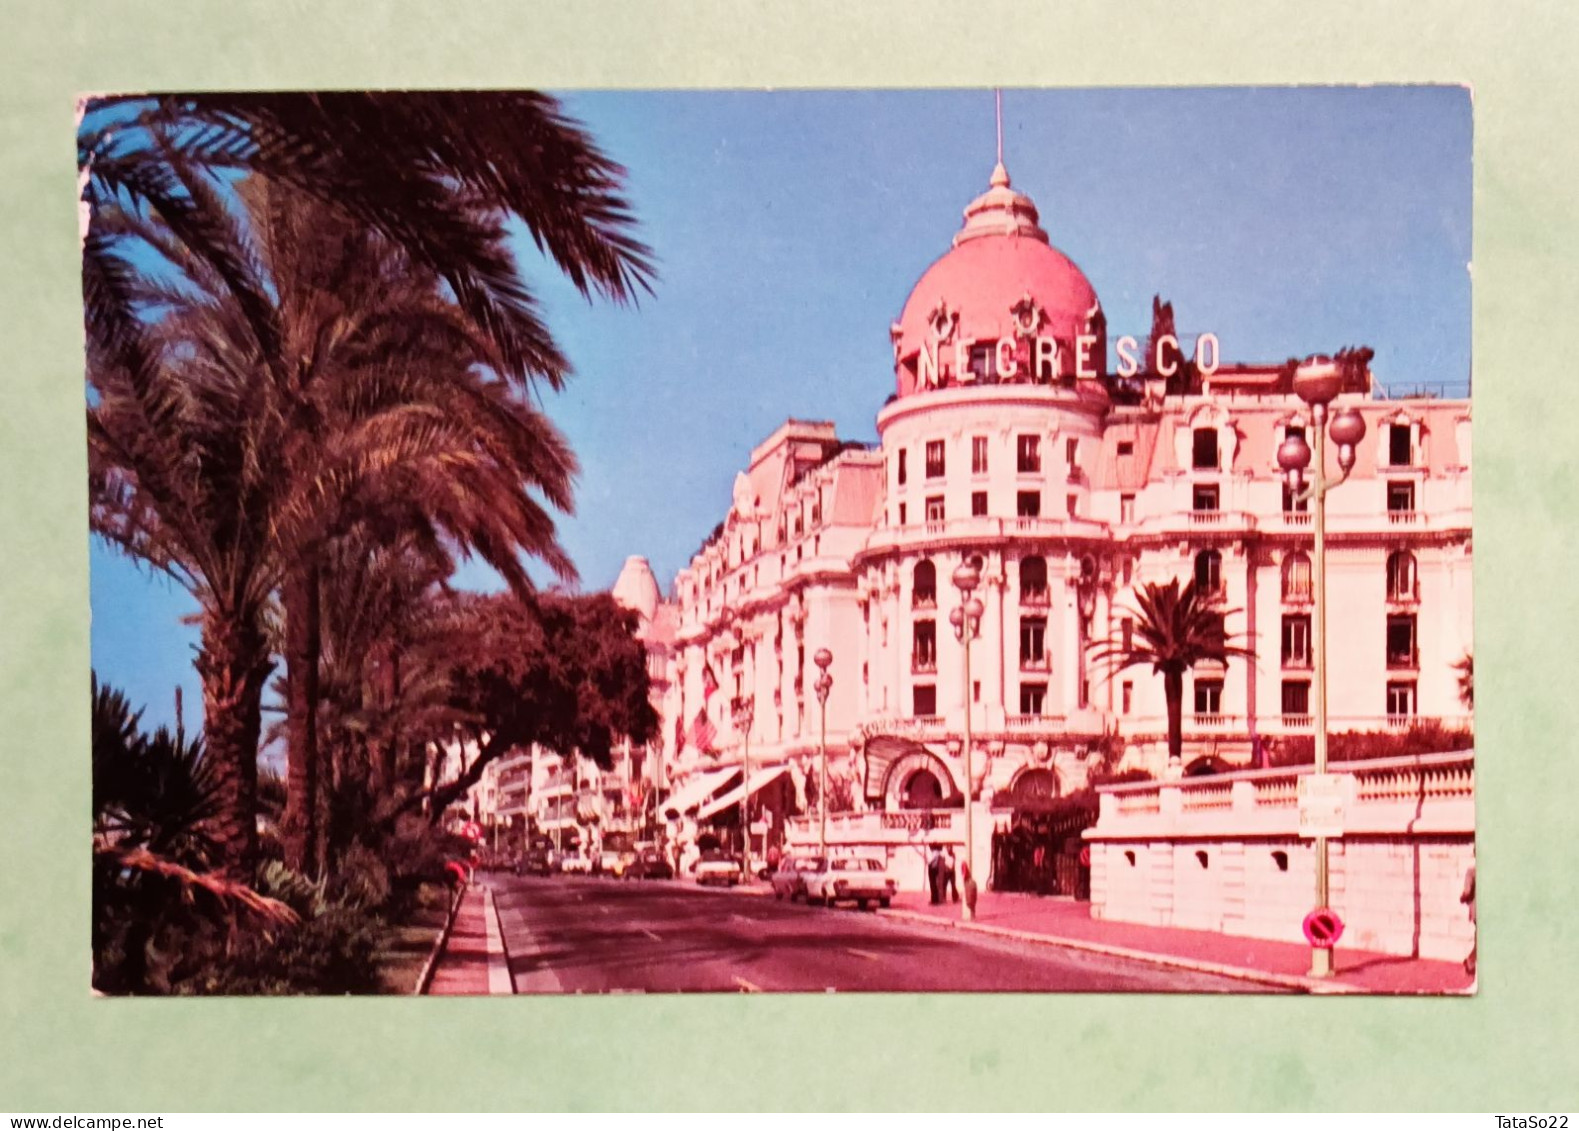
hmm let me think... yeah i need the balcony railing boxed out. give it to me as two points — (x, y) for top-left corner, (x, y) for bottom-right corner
(1386, 650), (1420, 670)
(1282, 511), (1312, 526)
(1281, 713), (1313, 728)
(1020, 655), (1052, 672)
(1189, 509), (1225, 525)
(1387, 511), (1420, 525)
(1385, 712), (1417, 728)
(1386, 584), (1420, 604)
(911, 656), (938, 675)
(1282, 653), (1313, 671)
(1193, 712), (1229, 727)
(1020, 587), (1050, 607)
(1282, 584), (1313, 604)
(913, 715), (944, 728)
(912, 592), (937, 609)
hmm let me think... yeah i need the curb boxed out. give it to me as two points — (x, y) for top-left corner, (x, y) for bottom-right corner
(873, 906), (1359, 994)
(483, 886), (514, 995)
(415, 882), (468, 996)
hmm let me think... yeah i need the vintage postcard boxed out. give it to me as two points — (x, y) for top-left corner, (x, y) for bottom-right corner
(83, 87), (1473, 997)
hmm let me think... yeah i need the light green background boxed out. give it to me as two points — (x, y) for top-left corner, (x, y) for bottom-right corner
(2, 0), (1575, 1112)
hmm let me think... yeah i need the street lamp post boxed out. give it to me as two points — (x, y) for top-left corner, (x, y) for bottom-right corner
(949, 560), (985, 922)
(734, 697), (755, 878)
(1276, 355), (1367, 979)
(813, 648), (833, 858)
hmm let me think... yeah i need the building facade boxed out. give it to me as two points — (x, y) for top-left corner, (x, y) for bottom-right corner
(627, 160), (1472, 889)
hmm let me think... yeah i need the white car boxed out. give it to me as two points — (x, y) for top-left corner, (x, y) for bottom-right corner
(804, 854), (896, 910)
(694, 852), (744, 887)
(558, 852), (594, 874)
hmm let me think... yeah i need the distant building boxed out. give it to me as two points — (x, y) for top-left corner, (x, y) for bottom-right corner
(625, 160), (1472, 887)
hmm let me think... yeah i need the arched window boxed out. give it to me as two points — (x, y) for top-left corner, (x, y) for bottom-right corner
(903, 769), (945, 810)
(1194, 549), (1223, 597)
(1386, 550), (1418, 601)
(1020, 555), (1048, 604)
(1282, 552), (1312, 601)
(912, 559), (937, 608)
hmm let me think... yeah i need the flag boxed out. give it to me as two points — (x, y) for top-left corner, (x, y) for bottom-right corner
(674, 714), (685, 755)
(702, 662), (719, 700)
(689, 707), (717, 753)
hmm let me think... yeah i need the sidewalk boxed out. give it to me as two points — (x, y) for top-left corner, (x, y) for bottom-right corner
(880, 890), (1474, 994)
(424, 885), (513, 995)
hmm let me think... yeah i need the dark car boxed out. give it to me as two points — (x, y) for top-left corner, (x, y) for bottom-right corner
(515, 848), (554, 877)
(623, 848), (674, 880)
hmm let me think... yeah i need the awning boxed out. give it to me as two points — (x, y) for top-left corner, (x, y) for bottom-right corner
(697, 765), (790, 820)
(661, 766), (740, 820)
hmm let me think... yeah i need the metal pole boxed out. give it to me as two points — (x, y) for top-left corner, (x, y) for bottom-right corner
(741, 713), (752, 879)
(818, 699), (828, 857)
(1311, 402), (1332, 979)
(961, 621), (975, 922)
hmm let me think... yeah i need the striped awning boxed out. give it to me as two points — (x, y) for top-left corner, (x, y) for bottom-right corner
(697, 764), (790, 820)
(660, 765), (740, 820)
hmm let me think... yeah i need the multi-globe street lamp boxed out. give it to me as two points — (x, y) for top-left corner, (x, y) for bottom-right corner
(733, 696), (755, 878)
(1276, 355), (1368, 979)
(813, 647), (833, 857)
(948, 559), (985, 921)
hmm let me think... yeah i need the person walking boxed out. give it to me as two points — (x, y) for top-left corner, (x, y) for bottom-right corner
(1460, 863), (1477, 976)
(943, 846), (959, 903)
(926, 844), (943, 905)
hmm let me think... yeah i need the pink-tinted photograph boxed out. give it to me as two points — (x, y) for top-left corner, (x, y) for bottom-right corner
(84, 87), (1472, 996)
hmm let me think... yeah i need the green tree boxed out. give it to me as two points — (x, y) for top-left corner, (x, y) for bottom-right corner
(1088, 578), (1256, 769)
(1454, 651), (1474, 710)
(81, 93), (653, 878)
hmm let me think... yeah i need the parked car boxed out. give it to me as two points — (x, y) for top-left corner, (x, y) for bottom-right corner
(516, 848), (553, 877)
(804, 854), (895, 910)
(771, 854), (825, 902)
(558, 852), (594, 875)
(598, 849), (623, 875)
(623, 847), (675, 880)
(694, 851), (743, 887)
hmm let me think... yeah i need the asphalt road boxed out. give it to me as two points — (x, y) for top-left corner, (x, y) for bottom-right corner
(488, 874), (1282, 994)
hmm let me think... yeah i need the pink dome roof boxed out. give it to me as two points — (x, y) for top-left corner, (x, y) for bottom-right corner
(892, 164), (1101, 398)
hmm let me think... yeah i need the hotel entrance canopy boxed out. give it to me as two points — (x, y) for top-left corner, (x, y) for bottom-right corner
(696, 764), (790, 821)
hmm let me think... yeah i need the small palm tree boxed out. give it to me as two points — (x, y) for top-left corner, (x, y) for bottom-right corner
(1088, 578), (1257, 769)
(1454, 651), (1474, 710)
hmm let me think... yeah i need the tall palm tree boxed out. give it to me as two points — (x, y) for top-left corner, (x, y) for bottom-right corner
(83, 93), (652, 878)
(1088, 578), (1257, 770)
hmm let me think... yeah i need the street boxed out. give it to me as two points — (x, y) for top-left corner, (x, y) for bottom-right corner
(488, 875), (1284, 994)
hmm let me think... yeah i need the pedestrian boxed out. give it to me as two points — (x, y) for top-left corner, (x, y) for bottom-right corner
(943, 846), (959, 902)
(961, 862), (978, 919)
(1460, 863), (1476, 976)
(926, 844), (943, 904)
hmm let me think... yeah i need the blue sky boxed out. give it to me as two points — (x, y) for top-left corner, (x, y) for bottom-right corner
(88, 87), (1472, 737)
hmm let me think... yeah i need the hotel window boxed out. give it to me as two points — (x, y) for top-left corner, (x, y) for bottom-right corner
(1281, 680), (1310, 716)
(1122, 681), (1134, 714)
(1386, 550), (1418, 601)
(1388, 422), (1413, 467)
(1019, 617), (1048, 667)
(1066, 437), (1080, 466)
(971, 436), (989, 474)
(912, 684), (937, 717)
(1117, 440), (1134, 458)
(1192, 483), (1219, 512)
(925, 440), (946, 479)
(1387, 614), (1418, 668)
(925, 495), (945, 522)
(1120, 493), (1136, 524)
(1017, 491), (1041, 518)
(1020, 555), (1048, 603)
(1387, 481), (1416, 513)
(1282, 551), (1313, 601)
(1192, 427), (1219, 470)
(1121, 616), (1133, 651)
(1282, 614), (1312, 668)
(912, 559), (937, 608)
(1282, 483), (1310, 513)
(810, 502), (821, 526)
(968, 343), (994, 381)
(1194, 549), (1222, 596)
(898, 502), (907, 526)
(1017, 434), (1041, 473)
(912, 620), (937, 672)
(1019, 683), (1047, 715)
(1066, 494), (1078, 517)
(793, 515), (803, 536)
(897, 449), (907, 486)
(1387, 681), (1417, 720)
(971, 491), (988, 516)
(1194, 679), (1223, 715)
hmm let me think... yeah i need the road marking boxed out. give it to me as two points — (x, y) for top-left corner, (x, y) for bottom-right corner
(733, 975), (762, 993)
(483, 888), (514, 995)
(642, 929), (662, 942)
(845, 947), (882, 961)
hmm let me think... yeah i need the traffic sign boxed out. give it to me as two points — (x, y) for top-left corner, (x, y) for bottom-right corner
(1298, 772), (1352, 838)
(1303, 907), (1345, 947)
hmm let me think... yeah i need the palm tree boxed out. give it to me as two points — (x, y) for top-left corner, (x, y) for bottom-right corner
(82, 93), (653, 878)
(1454, 651), (1474, 710)
(1088, 578), (1257, 770)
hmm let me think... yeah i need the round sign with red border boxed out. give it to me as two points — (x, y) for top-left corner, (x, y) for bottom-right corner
(1078, 846), (1091, 868)
(1302, 907), (1344, 948)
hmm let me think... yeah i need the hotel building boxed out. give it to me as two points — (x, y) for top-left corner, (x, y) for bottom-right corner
(617, 159), (1472, 890)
